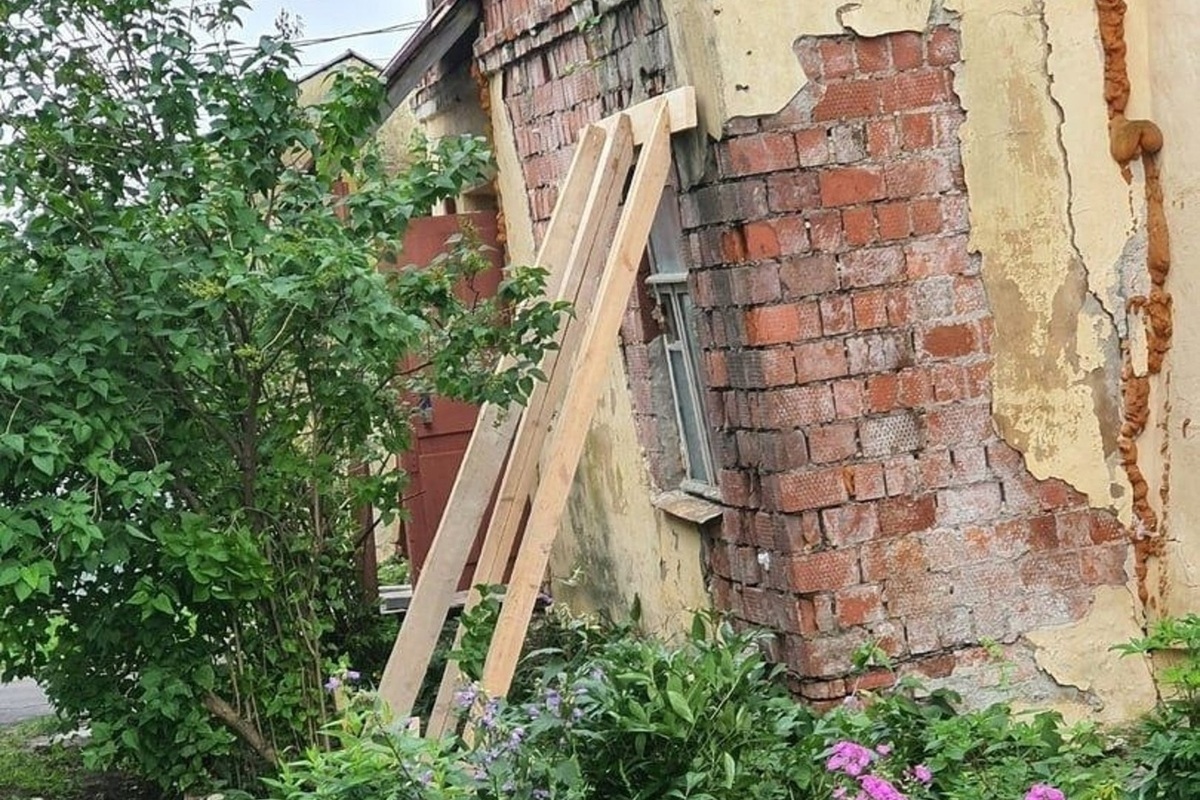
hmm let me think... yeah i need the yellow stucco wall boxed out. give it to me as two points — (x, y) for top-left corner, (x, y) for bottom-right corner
(487, 77), (710, 638)
(1151, 0), (1200, 618)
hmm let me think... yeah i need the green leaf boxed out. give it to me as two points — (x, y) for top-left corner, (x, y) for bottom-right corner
(31, 453), (54, 475)
(667, 690), (695, 725)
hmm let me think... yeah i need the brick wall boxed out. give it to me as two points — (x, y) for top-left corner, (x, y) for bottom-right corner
(477, 0), (681, 484)
(476, 1), (1132, 701)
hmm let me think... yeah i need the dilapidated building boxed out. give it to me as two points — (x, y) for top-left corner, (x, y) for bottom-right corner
(380, 0), (1197, 723)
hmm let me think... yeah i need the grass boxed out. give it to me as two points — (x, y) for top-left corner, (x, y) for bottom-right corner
(0, 716), (162, 800)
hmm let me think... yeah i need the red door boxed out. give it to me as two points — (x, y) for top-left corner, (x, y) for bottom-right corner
(393, 212), (504, 589)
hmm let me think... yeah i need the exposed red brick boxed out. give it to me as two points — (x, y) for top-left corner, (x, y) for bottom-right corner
(820, 294), (855, 335)
(794, 339), (849, 384)
(823, 503), (880, 547)
(743, 221), (782, 260)
(905, 235), (971, 278)
(820, 166), (887, 207)
(926, 404), (994, 447)
(726, 132), (800, 176)
(843, 206), (877, 246)
(878, 494), (937, 536)
(890, 31), (925, 70)
(876, 202), (912, 240)
(927, 27), (960, 67)
(721, 228), (749, 263)
(910, 198), (943, 235)
(809, 422), (859, 463)
(866, 119), (901, 159)
(773, 467), (850, 512)
(1081, 544), (1128, 585)
(832, 379), (866, 420)
(814, 80), (883, 121)
(855, 37), (892, 74)
(837, 584), (885, 625)
(781, 254), (839, 299)
(819, 39), (857, 78)
(880, 69), (952, 113)
(808, 209), (844, 251)
(774, 216), (812, 255)
(768, 171), (821, 212)
(920, 322), (980, 360)
(885, 158), (957, 198)
(745, 305), (805, 346)
(900, 112), (935, 150)
(853, 288), (890, 330)
(847, 461), (887, 500)
(767, 383), (837, 426)
(867, 374), (900, 413)
(795, 128), (831, 167)
(840, 245), (906, 288)
(788, 548), (860, 591)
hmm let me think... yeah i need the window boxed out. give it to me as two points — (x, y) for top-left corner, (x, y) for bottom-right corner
(646, 191), (717, 497)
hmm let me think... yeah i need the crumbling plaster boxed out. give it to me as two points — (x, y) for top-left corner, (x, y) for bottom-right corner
(657, 0), (1166, 714)
(487, 76), (709, 636)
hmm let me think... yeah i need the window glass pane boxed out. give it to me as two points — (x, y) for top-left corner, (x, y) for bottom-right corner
(647, 194), (687, 276)
(668, 345), (712, 484)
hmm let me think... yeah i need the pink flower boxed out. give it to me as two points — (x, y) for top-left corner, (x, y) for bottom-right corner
(875, 743), (892, 756)
(826, 740), (875, 777)
(1025, 785), (1066, 800)
(859, 774), (907, 800)
(910, 764), (933, 785)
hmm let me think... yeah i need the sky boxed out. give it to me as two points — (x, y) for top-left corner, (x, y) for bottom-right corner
(236, 0), (430, 71)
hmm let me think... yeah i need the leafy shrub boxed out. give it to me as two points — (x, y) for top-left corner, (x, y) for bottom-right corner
(0, 0), (566, 792)
(1117, 614), (1200, 798)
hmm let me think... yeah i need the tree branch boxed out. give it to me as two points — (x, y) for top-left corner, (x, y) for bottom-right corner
(202, 691), (277, 764)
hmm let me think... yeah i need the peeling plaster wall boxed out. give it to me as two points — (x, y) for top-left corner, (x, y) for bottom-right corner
(656, 0), (1159, 715)
(551, 350), (712, 637)
(661, 0), (933, 136)
(946, 0), (1127, 515)
(1151, 0), (1200, 616)
(486, 75), (709, 638)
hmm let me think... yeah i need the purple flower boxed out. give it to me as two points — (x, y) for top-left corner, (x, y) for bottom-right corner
(454, 685), (478, 709)
(345, 669), (361, 682)
(323, 676), (341, 692)
(910, 764), (932, 785)
(419, 770), (433, 785)
(875, 743), (892, 756)
(571, 706), (584, 721)
(532, 791), (550, 800)
(1025, 785), (1066, 800)
(859, 774), (906, 800)
(508, 726), (526, 749)
(480, 697), (500, 729)
(545, 688), (562, 714)
(826, 740), (874, 777)
(524, 703), (541, 719)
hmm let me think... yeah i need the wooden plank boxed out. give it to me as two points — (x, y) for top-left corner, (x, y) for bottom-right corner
(424, 116), (636, 737)
(597, 87), (695, 145)
(477, 102), (674, 703)
(376, 125), (610, 718)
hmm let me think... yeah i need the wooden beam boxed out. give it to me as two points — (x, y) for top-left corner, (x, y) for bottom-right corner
(597, 87), (696, 145)
(424, 117), (636, 737)
(376, 125), (610, 718)
(477, 102), (674, 703)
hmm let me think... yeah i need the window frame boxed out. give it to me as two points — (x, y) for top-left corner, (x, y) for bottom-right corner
(644, 190), (719, 500)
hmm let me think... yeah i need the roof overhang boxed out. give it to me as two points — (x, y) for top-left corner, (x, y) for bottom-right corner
(381, 0), (480, 113)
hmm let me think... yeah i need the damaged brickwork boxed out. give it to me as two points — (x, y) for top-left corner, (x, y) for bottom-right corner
(475, 0), (1134, 703)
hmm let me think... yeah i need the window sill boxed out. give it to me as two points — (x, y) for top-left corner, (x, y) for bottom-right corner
(652, 489), (724, 525)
